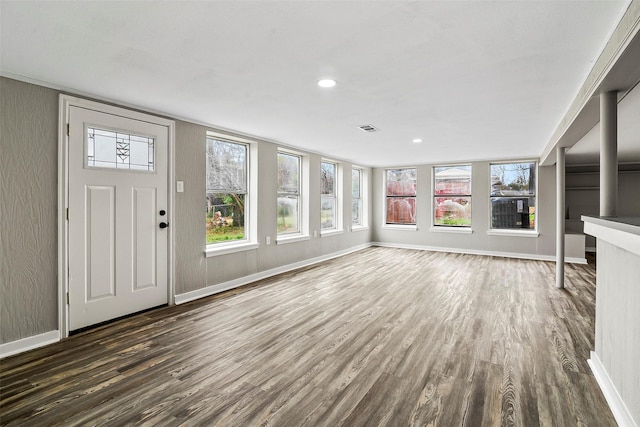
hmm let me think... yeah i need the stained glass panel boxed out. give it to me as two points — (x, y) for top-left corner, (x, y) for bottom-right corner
(87, 127), (155, 171)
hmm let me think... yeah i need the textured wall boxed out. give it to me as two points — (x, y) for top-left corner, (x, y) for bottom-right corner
(372, 162), (558, 257)
(1, 78), (59, 343)
(174, 120), (208, 294)
(174, 124), (374, 292)
(5, 75), (604, 348)
(0, 77), (374, 346)
(175, 122), (371, 295)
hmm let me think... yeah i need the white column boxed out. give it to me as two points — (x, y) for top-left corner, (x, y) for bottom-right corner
(556, 146), (565, 289)
(600, 91), (618, 216)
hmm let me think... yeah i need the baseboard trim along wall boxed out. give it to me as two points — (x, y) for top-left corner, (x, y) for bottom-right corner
(1, 245), (373, 358)
(175, 243), (374, 305)
(1, 242), (587, 358)
(372, 242), (587, 264)
(175, 241), (586, 305)
(0, 330), (60, 359)
(589, 351), (638, 427)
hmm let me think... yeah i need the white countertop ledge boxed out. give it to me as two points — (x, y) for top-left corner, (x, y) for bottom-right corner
(582, 216), (640, 255)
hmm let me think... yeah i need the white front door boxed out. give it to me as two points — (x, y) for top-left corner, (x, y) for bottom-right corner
(68, 106), (169, 331)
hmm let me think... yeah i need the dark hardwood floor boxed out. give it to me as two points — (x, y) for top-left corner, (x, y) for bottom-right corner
(0, 247), (615, 426)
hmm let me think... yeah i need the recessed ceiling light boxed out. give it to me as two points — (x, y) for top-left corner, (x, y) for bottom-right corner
(317, 79), (337, 88)
(412, 138), (423, 143)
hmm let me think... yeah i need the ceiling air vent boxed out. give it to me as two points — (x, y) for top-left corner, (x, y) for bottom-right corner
(358, 124), (380, 133)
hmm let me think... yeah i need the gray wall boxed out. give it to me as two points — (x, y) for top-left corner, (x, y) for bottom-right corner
(372, 162), (557, 257)
(1, 78), (59, 343)
(0, 76), (372, 345)
(566, 169), (640, 248)
(7, 75), (634, 348)
(174, 121), (374, 294)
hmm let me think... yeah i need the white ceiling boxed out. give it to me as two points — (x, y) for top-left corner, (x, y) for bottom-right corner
(567, 83), (640, 164)
(0, 1), (632, 167)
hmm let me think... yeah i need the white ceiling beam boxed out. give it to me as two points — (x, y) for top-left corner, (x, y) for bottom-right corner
(540, 1), (640, 166)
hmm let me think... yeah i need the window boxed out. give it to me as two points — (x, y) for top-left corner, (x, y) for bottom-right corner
(352, 168), (362, 227)
(433, 165), (471, 227)
(321, 161), (337, 231)
(87, 127), (155, 171)
(490, 162), (536, 229)
(206, 138), (248, 245)
(386, 168), (417, 225)
(277, 152), (301, 235)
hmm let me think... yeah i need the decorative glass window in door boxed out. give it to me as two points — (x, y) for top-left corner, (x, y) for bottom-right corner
(87, 127), (155, 171)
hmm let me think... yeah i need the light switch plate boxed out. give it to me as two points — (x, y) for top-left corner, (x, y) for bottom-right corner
(176, 181), (184, 193)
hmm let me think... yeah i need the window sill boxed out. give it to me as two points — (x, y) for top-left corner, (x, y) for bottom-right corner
(487, 229), (539, 237)
(321, 229), (344, 237)
(276, 234), (311, 245)
(381, 225), (417, 231)
(351, 226), (369, 232)
(430, 226), (473, 234)
(205, 241), (259, 257)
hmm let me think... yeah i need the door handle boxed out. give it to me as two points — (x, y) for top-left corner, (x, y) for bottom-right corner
(159, 222), (169, 229)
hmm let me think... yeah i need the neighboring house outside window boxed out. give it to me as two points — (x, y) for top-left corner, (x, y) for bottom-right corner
(386, 168), (417, 225)
(321, 161), (338, 231)
(490, 162), (537, 229)
(277, 152), (302, 235)
(206, 138), (248, 245)
(433, 165), (472, 227)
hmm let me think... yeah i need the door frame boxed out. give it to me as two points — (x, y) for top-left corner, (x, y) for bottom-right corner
(58, 95), (176, 338)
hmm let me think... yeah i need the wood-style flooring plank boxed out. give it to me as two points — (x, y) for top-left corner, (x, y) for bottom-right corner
(0, 247), (616, 426)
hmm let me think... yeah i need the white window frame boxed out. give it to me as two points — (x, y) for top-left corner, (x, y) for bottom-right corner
(382, 167), (418, 230)
(430, 164), (473, 234)
(488, 160), (539, 237)
(351, 167), (364, 230)
(277, 149), (310, 244)
(205, 132), (258, 257)
(321, 160), (343, 236)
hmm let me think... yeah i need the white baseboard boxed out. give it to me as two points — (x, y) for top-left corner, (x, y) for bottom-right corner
(372, 242), (587, 264)
(175, 243), (373, 305)
(588, 351), (638, 427)
(0, 330), (60, 359)
(0, 242), (585, 357)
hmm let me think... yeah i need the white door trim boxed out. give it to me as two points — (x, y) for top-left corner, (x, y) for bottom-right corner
(58, 94), (176, 338)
